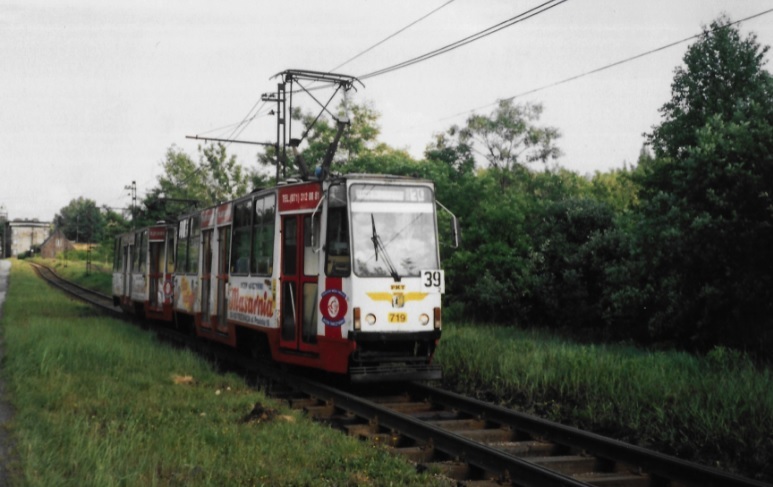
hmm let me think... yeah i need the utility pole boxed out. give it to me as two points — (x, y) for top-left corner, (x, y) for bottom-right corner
(124, 181), (137, 228)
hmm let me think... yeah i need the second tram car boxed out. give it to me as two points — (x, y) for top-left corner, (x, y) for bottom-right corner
(112, 223), (176, 321)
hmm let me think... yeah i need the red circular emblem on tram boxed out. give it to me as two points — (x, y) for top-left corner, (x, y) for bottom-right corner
(319, 289), (348, 327)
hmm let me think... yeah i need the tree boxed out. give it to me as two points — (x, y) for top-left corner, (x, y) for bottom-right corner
(257, 100), (385, 181)
(141, 143), (250, 224)
(647, 15), (771, 159)
(420, 100), (564, 321)
(200, 143), (250, 204)
(636, 16), (773, 349)
(94, 205), (131, 262)
(453, 99), (561, 189)
(100, 206), (130, 238)
(526, 196), (618, 329)
(54, 197), (105, 243)
(589, 166), (640, 214)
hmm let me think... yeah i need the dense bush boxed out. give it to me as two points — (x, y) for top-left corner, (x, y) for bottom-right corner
(425, 18), (773, 355)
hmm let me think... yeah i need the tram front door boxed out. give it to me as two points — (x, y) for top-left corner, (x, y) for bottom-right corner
(279, 213), (320, 352)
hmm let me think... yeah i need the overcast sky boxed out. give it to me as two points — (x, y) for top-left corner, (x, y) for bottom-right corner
(2, 0), (772, 221)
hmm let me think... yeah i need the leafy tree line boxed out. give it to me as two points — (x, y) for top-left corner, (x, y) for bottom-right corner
(52, 143), (259, 261)
(52, 197), (128, 263)
(55, 16), (771, 355)
(631, 16), (773, 351)
(339, 16), (773, 354)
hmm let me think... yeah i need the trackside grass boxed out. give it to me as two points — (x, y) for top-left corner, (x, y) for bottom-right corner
(1, 261), (445, 487)
(31, 257), (113, 296)
(435, 323), (773, 482)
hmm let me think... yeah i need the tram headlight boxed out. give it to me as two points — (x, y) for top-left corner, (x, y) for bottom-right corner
(419, 313), (430, 326)
(366, 313), (377, 325)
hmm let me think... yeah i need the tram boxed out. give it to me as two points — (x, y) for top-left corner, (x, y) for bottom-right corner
(112, 70), (459, 381)
(112, 223), (176, 321)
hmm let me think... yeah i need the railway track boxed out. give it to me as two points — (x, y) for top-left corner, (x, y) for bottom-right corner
(272, 375), (770, 487)
(29, 262), (121, 315)
(30, 262), (771, 487)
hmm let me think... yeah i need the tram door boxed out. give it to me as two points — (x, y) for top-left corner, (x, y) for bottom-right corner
(280, 213), (320, 352)
(122, 241), (131, 299)
(148, 241), (163, 309)
(200, 229), (214, 327)
(216, 226), (230, 333)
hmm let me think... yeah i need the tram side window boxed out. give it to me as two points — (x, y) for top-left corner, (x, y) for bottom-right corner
(188, 216), (201, 274)
(230, 200), (252, 274)
(165, 228), (175, 273)
(325, 184), (350, 277)
(304, 213), (320, 276)
(132, 232), (142, 273)
(251, 194), (276, 275)
(177, 219), (189, 273)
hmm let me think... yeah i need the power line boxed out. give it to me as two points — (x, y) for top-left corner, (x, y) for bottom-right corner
(329, 0), (457, 73)
(196, 112), (264, 137)
(223, 100), (269, 143)
(192, 2), (456, 146)
(359, 0), (569, 80)
(445, 7), (773, 121)
(189, 97), (270, 154)
(279, 1), (458, 99)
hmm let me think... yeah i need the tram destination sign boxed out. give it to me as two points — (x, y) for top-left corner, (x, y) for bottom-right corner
(351, 185), (431, 203)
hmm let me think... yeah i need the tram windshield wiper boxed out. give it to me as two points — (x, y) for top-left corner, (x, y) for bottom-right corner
(370, 214), (379, 262)
(370, 214), (400, 282)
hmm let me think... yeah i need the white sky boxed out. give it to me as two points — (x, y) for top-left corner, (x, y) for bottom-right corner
(1, 0), (772, 221)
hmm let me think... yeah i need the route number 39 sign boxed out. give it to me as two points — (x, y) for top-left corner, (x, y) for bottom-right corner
(421, 270), (445, 294)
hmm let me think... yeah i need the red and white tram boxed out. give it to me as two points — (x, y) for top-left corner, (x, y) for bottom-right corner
(113, 69), (459, 381)
(112, 223), (176, 321)
(113, 174), (456, 381)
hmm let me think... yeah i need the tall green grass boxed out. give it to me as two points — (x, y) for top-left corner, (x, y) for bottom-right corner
(2, 261), (443, 486)
(436, 323), (773, 482)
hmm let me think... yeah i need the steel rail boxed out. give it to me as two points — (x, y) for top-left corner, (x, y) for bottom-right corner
(407, 382), (770, 487)
(30, 262), (120, 314)
(276, 372), (590, 487)
(29, 262), (770, 486)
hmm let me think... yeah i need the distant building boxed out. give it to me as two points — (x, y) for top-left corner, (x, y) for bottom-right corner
(39, 228), (75, 259)
(8, 220), (51, 257)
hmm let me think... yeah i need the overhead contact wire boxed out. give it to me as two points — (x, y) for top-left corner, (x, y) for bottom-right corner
(359, 0), (569, 80)
(445, 7), (773, 120)
(329, 0), (457, 73)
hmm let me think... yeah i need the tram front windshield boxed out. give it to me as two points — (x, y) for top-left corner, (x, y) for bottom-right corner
(350, 184), (438, 278)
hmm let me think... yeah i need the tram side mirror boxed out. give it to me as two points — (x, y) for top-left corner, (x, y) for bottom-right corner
(450, 215), (461, 249)
(437, 200), (460, 249)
